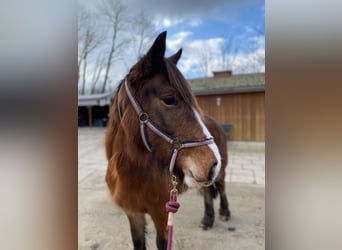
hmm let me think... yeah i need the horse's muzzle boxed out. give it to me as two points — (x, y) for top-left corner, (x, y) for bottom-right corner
(188, 161), (219, 187)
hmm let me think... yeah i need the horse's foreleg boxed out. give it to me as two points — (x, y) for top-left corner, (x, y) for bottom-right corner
(201, 186), (215, 230)
(216, 179), (231, 221)
(150, 209), (167, 250)
(126, 212), (147, 250)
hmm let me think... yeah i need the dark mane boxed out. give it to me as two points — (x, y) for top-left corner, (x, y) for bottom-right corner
(117, 57), (200, 112)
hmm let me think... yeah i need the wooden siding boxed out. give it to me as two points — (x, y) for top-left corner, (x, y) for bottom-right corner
(196, 92), (265, 141)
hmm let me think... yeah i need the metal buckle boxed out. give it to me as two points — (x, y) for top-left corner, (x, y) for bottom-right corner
(170, 174), (178, 195)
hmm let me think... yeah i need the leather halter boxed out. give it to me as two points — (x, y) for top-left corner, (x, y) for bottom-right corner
(123, 78), (215, 173)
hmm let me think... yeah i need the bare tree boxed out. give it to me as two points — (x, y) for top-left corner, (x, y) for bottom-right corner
(90, 53), (106, 94)
(78, 5), (87, 84)
(219, 35), (239, 71)
(98, 0), (127, 93)
(245, 25), (265, 73)
(196, 35), (239, 77)
(199, 46), (212, 77)
(78, 8), (105, 94)
(247, 37), (265, 73)
(129, 10), (156, 60)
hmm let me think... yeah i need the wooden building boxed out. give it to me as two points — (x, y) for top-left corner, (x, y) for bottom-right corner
(188, 71), (265, 141)
(78, 92), (113, 127)
(78, 71), (265, 141)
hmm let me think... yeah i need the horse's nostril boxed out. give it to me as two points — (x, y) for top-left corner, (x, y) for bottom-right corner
(208, 161), (218, 181)
(212, 161), (218, 169)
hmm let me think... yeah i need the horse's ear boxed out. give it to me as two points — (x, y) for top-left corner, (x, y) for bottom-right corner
(167, 48), (182, 65)
(142, 31), (167, 75)
(146, 31), (166, 63)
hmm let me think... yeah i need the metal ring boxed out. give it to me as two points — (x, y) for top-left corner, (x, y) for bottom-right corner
(139, 112), (149, 123)
(172, 139), (182, 150)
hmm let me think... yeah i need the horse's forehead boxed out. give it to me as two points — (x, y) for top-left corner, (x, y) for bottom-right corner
(142, 74), (169, 90)
(144, 74), (178, 90)
(150, 74), (169, 84)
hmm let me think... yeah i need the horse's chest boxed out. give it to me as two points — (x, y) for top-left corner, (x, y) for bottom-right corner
(111, 167), (168, 212)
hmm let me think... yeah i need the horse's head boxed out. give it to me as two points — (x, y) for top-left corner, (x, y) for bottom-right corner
(121, 31), (221, 188)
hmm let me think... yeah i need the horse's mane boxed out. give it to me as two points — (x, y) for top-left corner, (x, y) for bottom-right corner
(105, 83), (122, 160)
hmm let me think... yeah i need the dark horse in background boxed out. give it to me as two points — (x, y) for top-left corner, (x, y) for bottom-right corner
(105, 31), (231, 250)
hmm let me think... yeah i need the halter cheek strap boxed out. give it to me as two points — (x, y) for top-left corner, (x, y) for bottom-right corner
(124, 78), (214, 173)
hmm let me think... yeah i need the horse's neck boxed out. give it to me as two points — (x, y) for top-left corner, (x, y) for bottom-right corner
(114, 133), (189, 193)
(114, 127), (151, 165)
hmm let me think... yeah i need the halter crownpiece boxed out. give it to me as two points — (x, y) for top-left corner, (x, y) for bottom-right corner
(124, 78), (215, 173)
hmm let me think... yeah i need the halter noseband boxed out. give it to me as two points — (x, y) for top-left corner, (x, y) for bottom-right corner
(123, 78), (214, 173)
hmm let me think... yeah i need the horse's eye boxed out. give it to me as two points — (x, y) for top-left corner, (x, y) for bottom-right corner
(161, 96), (177, 106)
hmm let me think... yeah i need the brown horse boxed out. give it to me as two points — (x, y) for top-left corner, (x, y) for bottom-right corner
(105, 31), (230, 250)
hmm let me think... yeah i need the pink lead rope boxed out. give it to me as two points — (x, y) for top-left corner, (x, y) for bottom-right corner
(165, 175), (180, 250)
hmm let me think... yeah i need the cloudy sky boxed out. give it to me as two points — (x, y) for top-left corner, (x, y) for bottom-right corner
(80, 0), (264, 91)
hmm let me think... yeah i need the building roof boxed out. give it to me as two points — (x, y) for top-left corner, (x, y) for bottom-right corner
(77, 73), (265, 106)
(78, 92), (114, 107)
(188, 72), (265, 95)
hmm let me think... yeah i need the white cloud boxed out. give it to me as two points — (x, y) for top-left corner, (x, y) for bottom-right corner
(110, 0), (232, 20)
(232, 48), (265, 74)
(78, 0), (265, 92)
(153, 16), (202, 30)
(170, 34), (264, 78)
(249, 35), (265, 48)
(188, 18), (202, 27)
(80, 30), (265, 92)
(162, 18), (173, 27)
(154, 17), (185, 28)
(174, 36), (225, 77)
(245, 25), (254, 33)
(167, 31), (192, 51)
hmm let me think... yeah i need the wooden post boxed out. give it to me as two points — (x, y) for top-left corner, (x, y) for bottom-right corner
(87, 106), (93, 127)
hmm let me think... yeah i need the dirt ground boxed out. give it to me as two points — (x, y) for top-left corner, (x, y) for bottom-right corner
(78, 169), (264, 250)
